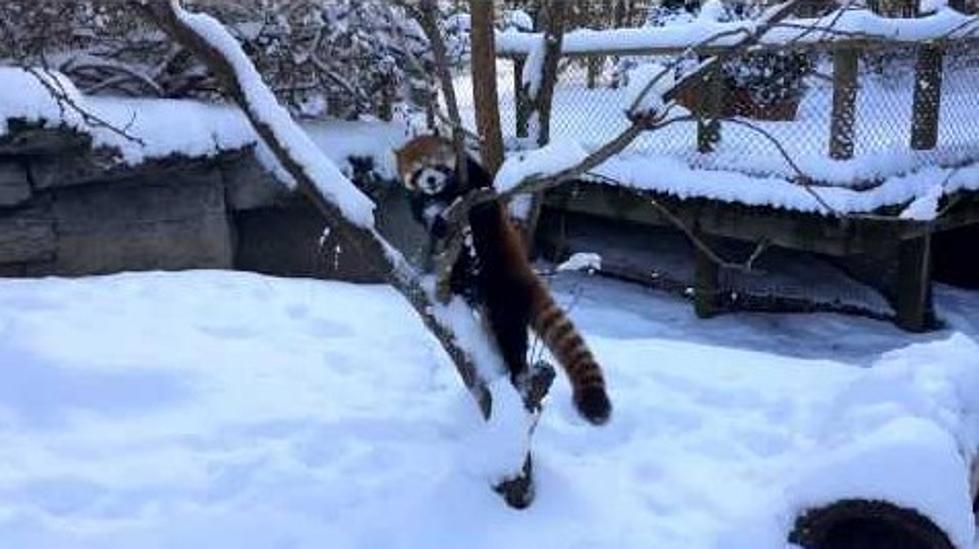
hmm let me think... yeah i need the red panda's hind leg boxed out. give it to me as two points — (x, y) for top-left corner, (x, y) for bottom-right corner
(483, 301), (531, 390)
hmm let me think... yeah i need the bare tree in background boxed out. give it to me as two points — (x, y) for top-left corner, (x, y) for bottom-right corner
(0, 0), (432, 121)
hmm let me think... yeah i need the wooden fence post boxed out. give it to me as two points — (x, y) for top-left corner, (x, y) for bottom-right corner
(694, 225), (720, 318)
(910, 48), (944, 150)
(514, 56), (529, 138)
(587, 56), (603, 89)
(697, 66), (724, 154)
(829, 48), (859, 160)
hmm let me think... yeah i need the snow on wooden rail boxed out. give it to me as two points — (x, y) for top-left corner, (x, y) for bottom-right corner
(497, 7), (979, 57)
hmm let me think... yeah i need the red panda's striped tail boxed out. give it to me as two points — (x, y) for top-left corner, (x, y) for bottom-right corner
(528, 284), (611, 425)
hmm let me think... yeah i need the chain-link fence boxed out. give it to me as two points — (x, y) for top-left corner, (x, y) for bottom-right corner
(480, 41), (979, 186)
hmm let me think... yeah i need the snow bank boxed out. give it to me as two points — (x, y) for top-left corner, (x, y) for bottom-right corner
(497, 7), (979, 56)
(785, 334), (979, 548)
(1, 271), (976, 548)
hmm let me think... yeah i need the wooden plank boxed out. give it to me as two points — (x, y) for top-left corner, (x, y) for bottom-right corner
(0, 122), (91, 156)
(932, 192), (979, 233)
(543, 182), (920, 257)
(0, 161), (30, 207)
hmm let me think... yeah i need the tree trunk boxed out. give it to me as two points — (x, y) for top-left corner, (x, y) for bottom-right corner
(520, 0), (569, 253)
(470, 0), (505, 174)
(533, 0), (568, 147)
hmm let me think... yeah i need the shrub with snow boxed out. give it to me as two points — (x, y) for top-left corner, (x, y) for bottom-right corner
(0, 0), (434, 121)
(645, 0), (813, 112)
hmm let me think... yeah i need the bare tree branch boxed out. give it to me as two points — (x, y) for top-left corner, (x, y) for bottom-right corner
(22, 65), (146, 146)
(585, 172), (771, 273)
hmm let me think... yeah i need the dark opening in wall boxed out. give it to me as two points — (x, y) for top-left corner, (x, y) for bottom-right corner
(789, 499), (953, 549)
(933, 224), (979, 289)
(534, 208), (894, 321)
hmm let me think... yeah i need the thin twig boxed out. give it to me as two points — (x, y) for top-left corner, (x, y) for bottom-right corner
(23, 66), (146, 146)
(585, 171), (770, 274)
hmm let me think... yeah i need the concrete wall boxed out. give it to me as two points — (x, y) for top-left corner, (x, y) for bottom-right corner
(0, 123), (411, 282)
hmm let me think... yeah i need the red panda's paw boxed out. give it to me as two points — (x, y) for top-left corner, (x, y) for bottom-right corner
(574, 386), (611, 426)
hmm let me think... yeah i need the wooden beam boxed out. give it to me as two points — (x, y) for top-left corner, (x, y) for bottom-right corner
(543, 182), (931, 257)
(895, 232), (935, 332)
(694, 225), (721, 318)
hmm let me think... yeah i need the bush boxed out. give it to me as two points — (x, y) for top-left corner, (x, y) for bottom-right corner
(0, 0), (435, 121)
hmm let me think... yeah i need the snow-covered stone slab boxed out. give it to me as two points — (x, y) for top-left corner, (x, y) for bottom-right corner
(49, 167), (232, 274)
(0, 204), (54, 264)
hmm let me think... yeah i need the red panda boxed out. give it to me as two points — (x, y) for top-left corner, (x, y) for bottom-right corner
(394, 135), (611, 425)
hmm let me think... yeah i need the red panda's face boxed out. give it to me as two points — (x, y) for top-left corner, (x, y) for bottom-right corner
(394, 136), (457, 196)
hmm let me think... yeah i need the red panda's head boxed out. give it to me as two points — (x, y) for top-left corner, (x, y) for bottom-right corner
(394, 135), (457, 195)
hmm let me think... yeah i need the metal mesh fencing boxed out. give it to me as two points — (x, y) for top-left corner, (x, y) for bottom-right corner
(486, 42), (979, 186)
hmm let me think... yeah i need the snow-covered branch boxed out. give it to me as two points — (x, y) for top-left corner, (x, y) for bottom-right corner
(136, 0), (494, 420)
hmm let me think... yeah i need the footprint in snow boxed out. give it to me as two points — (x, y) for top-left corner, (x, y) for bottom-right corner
(197, 324), (261, 340)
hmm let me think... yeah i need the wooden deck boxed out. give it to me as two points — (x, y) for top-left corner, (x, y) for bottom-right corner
(538, 180), (979, 331)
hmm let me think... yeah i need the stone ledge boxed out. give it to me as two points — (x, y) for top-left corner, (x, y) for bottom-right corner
(0, 120), (91, 156)
(0, 203), (55, 264)
(0, 161), (31, 207)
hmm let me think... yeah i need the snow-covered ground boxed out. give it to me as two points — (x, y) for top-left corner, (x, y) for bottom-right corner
(0, 271), (976, 548)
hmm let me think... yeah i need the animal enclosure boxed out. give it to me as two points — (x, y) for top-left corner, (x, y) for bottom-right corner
(485, 8), (979, 332)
